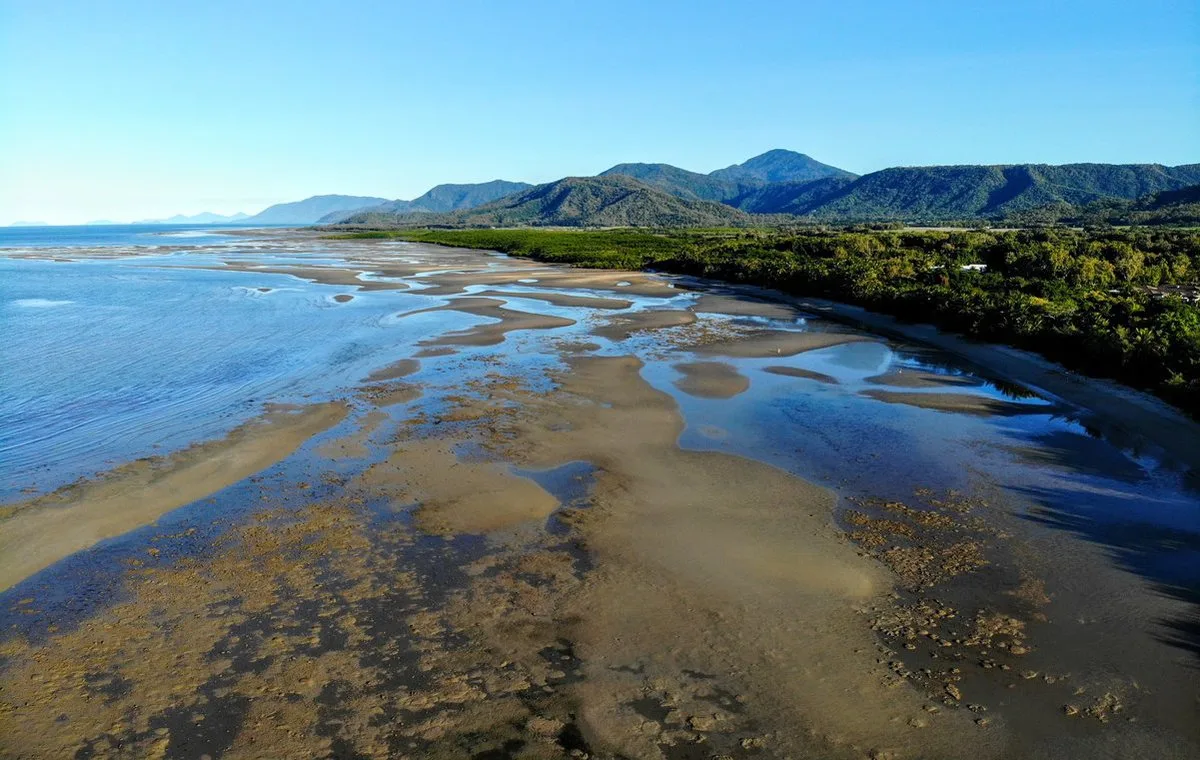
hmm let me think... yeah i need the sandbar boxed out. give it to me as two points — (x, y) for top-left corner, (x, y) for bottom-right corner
(406, 297), (575, 347)
(0, 401), (348, 592)
(763, 365), (840, 384)
(592, 309), (697, 340)
(691, 293), (801, 320)
(862, 389), (1057, 417)
(671, 361), (750, 398)
(474, 289), (633, 310)
(866, 369), (983, 388)
(694, 329), (871, 358)
(364, 358), (420, 382)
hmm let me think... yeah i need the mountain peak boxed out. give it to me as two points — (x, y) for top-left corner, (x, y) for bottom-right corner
(710, 150), (856, 184)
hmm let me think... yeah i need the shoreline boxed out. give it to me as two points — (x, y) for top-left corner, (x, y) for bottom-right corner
(720, 281), (1200, 475)
(347, 231), (1200, 474)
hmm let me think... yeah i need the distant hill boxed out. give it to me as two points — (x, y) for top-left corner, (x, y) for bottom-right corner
(598, 163), (744, 202)
(136, 211), (249, 225)
(341, 176), (749, 228)
(405, 180), (533, 213)
(319, 180), (532, 223)
(599, 150), (855, 204)
(243, 195), (389, 225)
(710, 149), (857, 185)
(793, 163), (1200, 221)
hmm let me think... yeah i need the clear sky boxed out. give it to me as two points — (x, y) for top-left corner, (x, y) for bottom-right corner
(1, 0), (1197, 224)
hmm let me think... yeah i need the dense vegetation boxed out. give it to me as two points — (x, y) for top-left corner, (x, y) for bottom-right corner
(599, 163), (749, 203)
(1007, 185), (1200, 227)
(773, 164), (1200, 221)
(335, 227), (1200, 417)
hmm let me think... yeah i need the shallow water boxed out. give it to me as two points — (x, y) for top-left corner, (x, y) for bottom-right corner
(1, 230), (1198, 758)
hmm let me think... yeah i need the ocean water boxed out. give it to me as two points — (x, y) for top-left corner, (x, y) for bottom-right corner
(0, 223), (280, 248)
(0, 249), (452, 500)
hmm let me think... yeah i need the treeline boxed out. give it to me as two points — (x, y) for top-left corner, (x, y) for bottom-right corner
(337, 227), (1200, 417)
(1006, 185), (1200, 228)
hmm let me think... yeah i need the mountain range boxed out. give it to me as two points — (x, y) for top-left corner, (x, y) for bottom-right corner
(238, 195), (390, 225)
(316, 180), (533, 223)
(61, 150), (1200, 229)
(344, 176), (751, 229)
(333, 150), (1200, 228)
(136, 211), (250, 225)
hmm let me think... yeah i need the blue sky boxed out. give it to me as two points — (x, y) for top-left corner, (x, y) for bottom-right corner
(1, 0), (1197, 224)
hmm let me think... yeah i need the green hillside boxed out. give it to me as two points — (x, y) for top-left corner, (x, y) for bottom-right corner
(598, 163), (743, 202)
(1009, 184), (1200, 226)
(340, 175), (749, 228)
(730, 176), (856, 213)
(318, 180), (531, 223)
(795, 163), (1200, 221)
(600, 150), (856, 205)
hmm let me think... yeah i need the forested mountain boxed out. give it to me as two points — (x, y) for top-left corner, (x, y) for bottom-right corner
(321, 180), (534, 222)
(710, 149), (857, 184)
(788, 163), (1200, 221)
(341, 176), (748, 228)
(1007, 184), (1200, 226)
(729, 176), (857, 214)
(244, 195), (389, 225)
(317, 153), (1200, 229)
(598, 150), (855, 205)
(598, 164), (742, 202)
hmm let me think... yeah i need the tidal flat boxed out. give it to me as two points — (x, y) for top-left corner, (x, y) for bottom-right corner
(0, 230), (1198, 759)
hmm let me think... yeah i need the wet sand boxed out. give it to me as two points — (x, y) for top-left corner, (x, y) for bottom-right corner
(694, 328), (871, 358)
(0, 402), (347, 592)
(414, 267), (677, 299)
(404, 297), (577, 347)
(691, 293), (801, 320)
(763, 365), (841, 384)
(866, 369), (983, 388)
(592, 309), (698, 340)
(209, 260), (410, 291)
(364, 358), (420, 382)
(671, 361), (751, 398)
(474, 289), (633, 310)
(2, 235), (1198, 760)
(862, 389), (1058, 417)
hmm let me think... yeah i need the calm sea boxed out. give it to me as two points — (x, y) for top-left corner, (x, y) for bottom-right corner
(0, 223), (287, 248)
